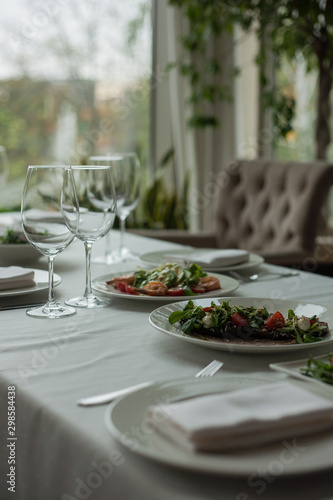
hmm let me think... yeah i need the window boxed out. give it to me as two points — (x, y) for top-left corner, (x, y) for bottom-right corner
(0, 0), (152, 210)
(274, 55), (318, 161)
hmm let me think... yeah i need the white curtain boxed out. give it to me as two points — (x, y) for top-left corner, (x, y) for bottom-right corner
(153, 0), (259, 231)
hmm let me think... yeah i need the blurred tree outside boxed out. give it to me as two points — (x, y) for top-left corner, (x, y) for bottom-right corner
(0, 0), (152, 214)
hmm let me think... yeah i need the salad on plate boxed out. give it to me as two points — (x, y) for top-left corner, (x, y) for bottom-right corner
(168, 300), (329, 344)
(105, 263), (221, 297)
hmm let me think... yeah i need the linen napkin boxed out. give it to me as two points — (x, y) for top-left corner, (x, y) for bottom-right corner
(0, 266), (35, 291)
(169, 249), (249, 267)
(147, 382), (333, 452)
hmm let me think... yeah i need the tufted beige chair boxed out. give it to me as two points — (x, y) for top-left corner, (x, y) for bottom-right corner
(132, 159), (333, 267)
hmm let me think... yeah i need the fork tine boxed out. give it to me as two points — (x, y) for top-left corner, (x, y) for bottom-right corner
(195, 360), (223, 378)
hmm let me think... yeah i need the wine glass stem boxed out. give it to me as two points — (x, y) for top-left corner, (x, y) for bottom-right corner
(119, 217), (126, 253)
(47, 255), (56, 307)
(84, 241), (94, 299)
(105, 231), (112, 259)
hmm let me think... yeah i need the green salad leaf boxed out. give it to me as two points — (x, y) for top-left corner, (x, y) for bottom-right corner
(300, 354), (333, 385)
(132, 263), (206, 289)
(0, 228), (26, 244)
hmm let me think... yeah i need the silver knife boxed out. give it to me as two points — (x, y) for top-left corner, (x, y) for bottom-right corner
(77, 381), (153, 407)
(0, 302), (45, 311)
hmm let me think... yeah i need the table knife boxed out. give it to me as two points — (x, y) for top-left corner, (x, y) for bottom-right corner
(0, 302), (44, 311)
(77, 381), (153, 406)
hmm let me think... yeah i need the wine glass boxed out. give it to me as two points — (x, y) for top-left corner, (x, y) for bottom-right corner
(65, 165), (117, 308)
(21, 165), (79, 319)
(89, 153), (141, 263)
(116, 153), (141, 261)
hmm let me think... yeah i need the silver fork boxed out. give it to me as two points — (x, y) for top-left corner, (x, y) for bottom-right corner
(229, 270), (299, 282)
(77, 359), (223, 407)
(194, 359), (223, 377)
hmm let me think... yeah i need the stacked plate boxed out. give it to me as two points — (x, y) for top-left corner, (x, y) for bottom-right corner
(139, 248), (264, 272)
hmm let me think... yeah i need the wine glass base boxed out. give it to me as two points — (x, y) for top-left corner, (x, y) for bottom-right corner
(92, 253), (123, 265)
(65, 295), (111, 308)
(26, 303), (77, 319)
(113, 247), (139, 263)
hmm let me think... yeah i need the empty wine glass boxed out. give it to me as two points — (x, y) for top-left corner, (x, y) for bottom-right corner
(21, 165), (79, 318)
(89, 153), (141, 263)
(116, 153), (141, 261)
(65, 165), (117, 308)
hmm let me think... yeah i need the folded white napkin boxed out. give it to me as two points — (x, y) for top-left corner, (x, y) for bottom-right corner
(167, 249), (249, 267)
(148, 382), (333, 453)
(0, 266), (35, 291)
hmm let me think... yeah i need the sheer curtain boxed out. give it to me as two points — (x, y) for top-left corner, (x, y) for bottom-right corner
(153, 0), (259, 231)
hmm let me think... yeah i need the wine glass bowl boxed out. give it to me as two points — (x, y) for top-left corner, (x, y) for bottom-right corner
(21, 165), (79, 318)
(65, 165), (117, 308)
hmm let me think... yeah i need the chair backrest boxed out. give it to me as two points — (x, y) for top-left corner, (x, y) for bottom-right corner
(213, 159), (333, 254)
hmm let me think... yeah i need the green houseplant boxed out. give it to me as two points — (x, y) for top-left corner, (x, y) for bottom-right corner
(169, 0), (333, 160)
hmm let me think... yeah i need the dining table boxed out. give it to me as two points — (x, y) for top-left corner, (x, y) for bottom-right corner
(1, 221), (333, 500)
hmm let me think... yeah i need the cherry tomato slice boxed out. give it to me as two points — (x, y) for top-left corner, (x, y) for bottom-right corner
(232, 312), (249, 326)
(190, 284), (206, 294)
(116, 281), (127, 293)
(167, 287), (184, 296)
(265, 311), (285, 330)
(203, 306), (213, 312)
(124, 284), (140, 295)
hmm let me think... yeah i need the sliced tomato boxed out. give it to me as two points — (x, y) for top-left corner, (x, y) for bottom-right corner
(167, 287), (184, 296)
(232, 312), (249, 326)
(265, 311), (285, 330)
(190, 284), (206, 294)
(124, 284), (140, 295)
(116, 281), (127, 293)
(203, 306), (213, 312)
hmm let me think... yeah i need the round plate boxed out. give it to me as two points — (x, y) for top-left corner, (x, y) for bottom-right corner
(105, 375), (333, 476)
(149, 297), (333, 353)
(0, 269), (61, 297)
(139, 249), (264, 272)
(91, 272), (239, 301)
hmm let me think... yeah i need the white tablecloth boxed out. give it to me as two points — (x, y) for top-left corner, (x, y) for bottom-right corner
(1, 230), (333, 500)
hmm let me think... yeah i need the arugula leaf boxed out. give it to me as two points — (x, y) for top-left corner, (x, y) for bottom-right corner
(168, 310), (191, 324)
(0, 228), (26, 244)
(300, 355), (333, 385)
(184, 300), (195, 311)
(182, 317), (198, 334)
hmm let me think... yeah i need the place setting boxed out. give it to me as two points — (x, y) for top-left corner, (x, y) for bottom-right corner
(104, 372), (333, 476)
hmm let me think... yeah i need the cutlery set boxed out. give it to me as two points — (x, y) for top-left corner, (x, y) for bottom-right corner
(229, 270), (299, 282)
(77, 359), (223, 407)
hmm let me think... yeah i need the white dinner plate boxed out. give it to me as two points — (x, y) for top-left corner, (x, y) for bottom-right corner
(0, 269), (61, 297)
(91, 272), (239, 302)
(139, 249), (264, 272)
(270, 354), (333, 388)
(105, 375), (333, 476)
(149, 297), (333, 353)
